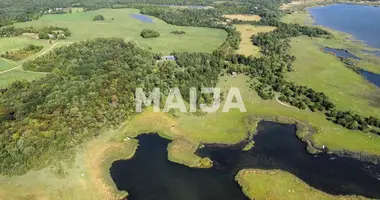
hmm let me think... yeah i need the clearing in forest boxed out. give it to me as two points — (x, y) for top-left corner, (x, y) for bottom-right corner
(235, 24), (276, 57)
(223, 14), (261, 21)
(13, 8), (227, 54)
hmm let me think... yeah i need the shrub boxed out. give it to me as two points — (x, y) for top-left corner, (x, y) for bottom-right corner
(93, 14), (105, 21)
(140, 29), (160, 38)
(171, 30), (186, 35)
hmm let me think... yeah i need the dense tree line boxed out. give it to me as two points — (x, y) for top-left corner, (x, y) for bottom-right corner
(0, 38), (225, 175)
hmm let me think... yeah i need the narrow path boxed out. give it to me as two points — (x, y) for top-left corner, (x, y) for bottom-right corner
(0, 42), (73, 75)
(276, 96), (291, 107)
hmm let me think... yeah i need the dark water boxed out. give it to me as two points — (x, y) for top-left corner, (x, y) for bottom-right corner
(359, 69), (380, 87)
(323, 47), (361, 60)
(110, 121), (380, 200)
(309, 4), (380, 48)
(130, 14), (154, 23)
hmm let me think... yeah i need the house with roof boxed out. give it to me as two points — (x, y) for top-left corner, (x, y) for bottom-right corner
(162, 55), (176, 61)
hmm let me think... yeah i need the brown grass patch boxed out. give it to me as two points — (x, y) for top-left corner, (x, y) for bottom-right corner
(223, 14), (262, 21)
(235, 24), (276, 57)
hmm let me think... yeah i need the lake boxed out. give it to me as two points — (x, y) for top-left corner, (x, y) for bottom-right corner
(130, 14), (154, 23)
(110, 121), (380, 200)
(309, 4), (380, 48)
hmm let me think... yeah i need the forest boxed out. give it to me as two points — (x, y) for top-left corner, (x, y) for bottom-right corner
(0, 38), (226, 175)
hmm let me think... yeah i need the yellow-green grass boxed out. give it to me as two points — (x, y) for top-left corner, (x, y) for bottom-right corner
(0, 68), (46, 88)
(235, 169), (368, 200)
(235, 24), (276, 57)
(287, 36), (380, 119)
(281, 11), (314, 25)
(223, 14), (261, 21)
(13, 8), (227, 54)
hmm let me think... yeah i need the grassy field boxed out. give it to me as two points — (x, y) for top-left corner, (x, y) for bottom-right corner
(235, 24), (276, 57)
(235, 169), (368, 200)
(287, 36), (380, 119)
(0, 40), (68, 88)
(223, 14), (261, 21)
(14, 8), (227, 54)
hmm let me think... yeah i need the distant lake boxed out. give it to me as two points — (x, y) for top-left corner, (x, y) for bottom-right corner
(130, 14), (154, 23)
(309, 4), (380, 48)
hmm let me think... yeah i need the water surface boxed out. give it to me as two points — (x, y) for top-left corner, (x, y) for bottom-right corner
(359, 69), (380, 87)
(309, 4), (380, 48)
(110, 121), (380, 200)
(323, 47), (361, 60)
(130, 14), (154, 23)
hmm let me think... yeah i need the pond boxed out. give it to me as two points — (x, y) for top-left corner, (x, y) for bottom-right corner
(322, 47), (361, 60)
(309, 4), (380, 48)
(110, 121), (380, 200)
(129, 14), (154, 23)
(359, 69), (380, 87)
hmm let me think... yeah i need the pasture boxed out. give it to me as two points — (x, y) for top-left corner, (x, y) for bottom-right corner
(13, 8), (227, 54)
(287, 36), (380, 119)
(235, 24), (276, 57)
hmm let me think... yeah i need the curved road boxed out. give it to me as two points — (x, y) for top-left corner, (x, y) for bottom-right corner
(0, 42), (73, 75)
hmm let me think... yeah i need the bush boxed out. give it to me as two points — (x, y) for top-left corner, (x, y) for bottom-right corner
(93, 14), (105, 21)
(140, 29), (160, 38)
(171, 30), (186, 35)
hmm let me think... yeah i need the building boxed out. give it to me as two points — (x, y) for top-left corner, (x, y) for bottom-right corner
(162, 55), (176, 61)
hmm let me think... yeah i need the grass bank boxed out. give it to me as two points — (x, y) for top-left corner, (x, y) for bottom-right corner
(236, 169), (368, 200)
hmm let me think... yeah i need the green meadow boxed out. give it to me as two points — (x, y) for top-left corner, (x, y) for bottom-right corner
(236, 169), (367, 200)
(13, 8), (227, 54)
(287, 36), (380, 119)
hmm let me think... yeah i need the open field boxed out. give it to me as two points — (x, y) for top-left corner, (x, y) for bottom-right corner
(0, 68), (46, 88)
(236, 169), (367, 200)
(235, 24), (276, 57)
(223, 14), (261, 21)
(0, 41), (70, 88)
(287, 36), (380, 119)
(14, 8), (227, 54)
